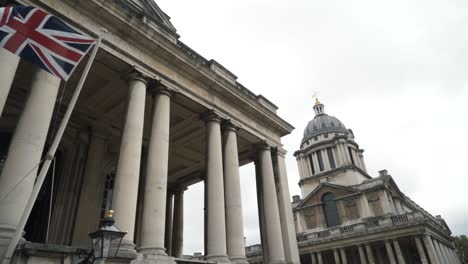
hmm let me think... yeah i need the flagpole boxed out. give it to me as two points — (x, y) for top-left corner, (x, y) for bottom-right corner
(1, 28), (107, 264)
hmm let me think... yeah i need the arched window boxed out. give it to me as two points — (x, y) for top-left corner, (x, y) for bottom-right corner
(322, 192), (340, 227)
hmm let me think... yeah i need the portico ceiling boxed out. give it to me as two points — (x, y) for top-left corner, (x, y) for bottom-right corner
(2, 49), (260, 190)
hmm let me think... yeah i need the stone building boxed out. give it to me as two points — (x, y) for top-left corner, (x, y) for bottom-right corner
(0, 0), (300, 263)
(246, 100), (461, 264)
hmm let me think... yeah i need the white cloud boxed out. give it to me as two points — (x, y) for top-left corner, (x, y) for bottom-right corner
(156, 0), (468, 254)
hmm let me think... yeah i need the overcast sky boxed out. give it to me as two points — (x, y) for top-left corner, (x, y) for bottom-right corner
(155, 0), (468, 255)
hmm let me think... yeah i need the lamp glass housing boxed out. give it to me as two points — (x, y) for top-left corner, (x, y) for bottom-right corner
(89, 225), (126, 259)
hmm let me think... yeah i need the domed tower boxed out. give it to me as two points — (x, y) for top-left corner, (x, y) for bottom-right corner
(294, 99), (370, 197)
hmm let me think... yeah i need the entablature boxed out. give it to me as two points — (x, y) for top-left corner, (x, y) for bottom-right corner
(22, 0), (293, 146)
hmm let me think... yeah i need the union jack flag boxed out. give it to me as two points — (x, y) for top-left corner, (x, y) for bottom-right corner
(0, 6), (96, 80)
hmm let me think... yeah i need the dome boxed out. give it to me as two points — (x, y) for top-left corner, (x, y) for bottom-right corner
(302, 101), (348, 144)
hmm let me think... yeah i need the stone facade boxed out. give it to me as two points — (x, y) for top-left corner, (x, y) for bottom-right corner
(0, 0), (300, 264)
(247, 100), (461, 264)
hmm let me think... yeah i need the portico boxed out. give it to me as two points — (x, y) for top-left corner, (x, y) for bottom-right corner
(0, 0), (300, 263)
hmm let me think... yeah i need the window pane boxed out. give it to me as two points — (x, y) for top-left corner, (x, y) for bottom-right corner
(317, 151), (324, 171)
(327, 147), (336, 169)
(348, 147), (355, 165)
(308, 155), (315, 175)
(322, 193), (340, 227)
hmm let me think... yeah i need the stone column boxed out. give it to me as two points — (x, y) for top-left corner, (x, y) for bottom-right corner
(140, 86), (172, 256)
(256, 144), (285, 264)
(165, 193), (174, 256)
(295, 157), (304, 178)
(423, 235), (439, 264)
(433, 240), (445, 264)
(273, 148), (300, 264)
(436, 241), (449, 264)
(385, 241), (397, 264)
(414, 237), (428, 264)
(204, 112), (229, 262)
(358, 152), (367, 172)
(380, 191), (393, 214)
(350, 148), (359, 167)
(310, 252), (317, 264)
(446, 245), (455, 264)
(301, 156), (311, 177)
(333, 249), (341, 264)
(358, 245), (368, 264)
(222, 121), (247, 263)
(322, 149), (331, 170)
(393, 240), (406, 264)
(365, 244), (376, 264)
(359, 194), (372, 218)
(312, 152), (320, 173)
(317, 252), (323, 264)
(439, 243), (449, 264)
(72, 129), (107, 247)
(111, 71), (147, 253)
(339, 143), (351, 165)
(254, 158), (268, 264)
(0, 69), (60, 258)
(172, 189), (185, 258)
(340, 248), (348, 264)
(449, 248), (458, 264)
(0, 49), (20, 117)
(333, 145), (342, 167)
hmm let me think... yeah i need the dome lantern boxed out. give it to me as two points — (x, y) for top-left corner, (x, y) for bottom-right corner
(313, 98), (325, 115)
(302, 100), (348, 145)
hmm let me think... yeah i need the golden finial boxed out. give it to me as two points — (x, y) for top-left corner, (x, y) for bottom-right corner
(312, 91), (321, 105)
(315, 97), (321, 105)
(106, 209), (114, 218)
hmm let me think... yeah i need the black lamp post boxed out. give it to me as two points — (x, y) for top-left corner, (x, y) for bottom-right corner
(85, 210), (126, 263)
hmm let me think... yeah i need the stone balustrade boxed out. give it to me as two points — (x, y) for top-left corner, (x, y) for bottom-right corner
(298, 211), (429, 243)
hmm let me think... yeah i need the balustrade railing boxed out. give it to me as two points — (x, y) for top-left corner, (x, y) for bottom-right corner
(299, 212), (428, 243)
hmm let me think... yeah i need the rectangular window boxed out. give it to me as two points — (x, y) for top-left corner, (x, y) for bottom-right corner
(348, 147), (355, 165)
(317, 151), (324, 171)
(327, 147), (336, 169)
(308, 155), (315, 175)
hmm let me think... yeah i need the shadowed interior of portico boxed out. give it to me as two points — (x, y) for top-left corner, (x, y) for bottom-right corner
(0, 48), (264, 245)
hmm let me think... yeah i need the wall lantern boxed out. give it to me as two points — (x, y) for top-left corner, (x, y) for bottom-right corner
(86, 210), (126, 263)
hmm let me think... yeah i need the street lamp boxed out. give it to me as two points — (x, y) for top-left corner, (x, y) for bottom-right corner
(86, 210), (126, 263)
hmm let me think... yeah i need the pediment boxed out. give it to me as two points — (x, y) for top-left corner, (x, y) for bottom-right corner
(383, 175), (404, 198)
(118, 0), (177, 32)
(297, 183), (358, 209)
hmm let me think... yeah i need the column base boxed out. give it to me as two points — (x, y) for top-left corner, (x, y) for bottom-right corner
(139, 246), (167, 256)
(137, 253), (175, 264)
(229, 256), (248, 264)
(206, 254), (231, 263)
(113, 239), (138, 260)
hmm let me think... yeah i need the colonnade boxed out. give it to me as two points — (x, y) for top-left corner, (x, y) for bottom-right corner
(296, 140), (367, 180)
(0, 65), (300, 263)
(308, 235), (460, 264)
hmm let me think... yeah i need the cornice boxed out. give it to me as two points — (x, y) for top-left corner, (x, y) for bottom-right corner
(298, 165), (372, 186)
(294, 136), (360, 157)
(28, 0), (293, 144)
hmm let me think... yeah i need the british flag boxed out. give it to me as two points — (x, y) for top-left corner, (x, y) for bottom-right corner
(0, 6), (95, 81)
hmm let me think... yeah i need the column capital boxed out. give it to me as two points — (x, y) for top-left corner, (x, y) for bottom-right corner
(255, 141), (275, 152)
(126, 69), (150, 85)
(148, 81), (175, 97)
(221, 119), (241, 132)
(272, 146), (287, 157)
(201, 110), (222, 123)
